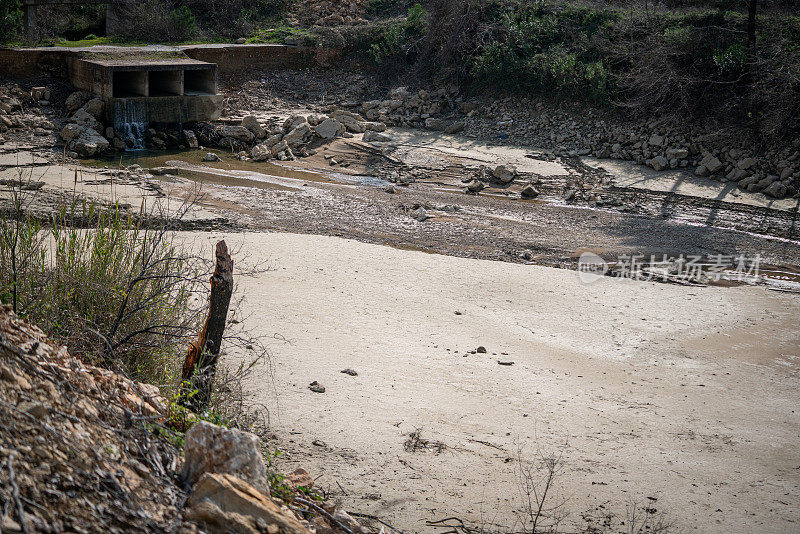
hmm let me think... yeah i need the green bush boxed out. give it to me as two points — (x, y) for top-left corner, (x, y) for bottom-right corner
(0, 180), (205, 385)
(0, 0), (22, 42)
(469, 2), (611, 101)
(368, 3), (427, 69)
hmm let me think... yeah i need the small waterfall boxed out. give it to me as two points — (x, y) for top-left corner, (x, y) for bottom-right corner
(114, 99), (148, 151)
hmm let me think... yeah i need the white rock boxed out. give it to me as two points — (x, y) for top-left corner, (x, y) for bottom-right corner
(181, 421), (268, 494)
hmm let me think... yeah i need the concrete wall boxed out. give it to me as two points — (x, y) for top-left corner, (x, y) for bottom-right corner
(106, 95), (223, 124)
(0, 48), (74, 78)
(181, 44), (342, 75)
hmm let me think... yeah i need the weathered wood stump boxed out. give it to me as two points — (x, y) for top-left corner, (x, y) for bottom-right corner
(180, 240), (233, 412)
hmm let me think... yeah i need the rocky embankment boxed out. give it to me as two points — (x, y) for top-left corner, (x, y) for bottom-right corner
(0, 305), (393, 534)
(45, 70), (800, 204)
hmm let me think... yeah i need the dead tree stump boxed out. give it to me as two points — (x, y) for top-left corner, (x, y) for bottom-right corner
(180, 240), (233, 411)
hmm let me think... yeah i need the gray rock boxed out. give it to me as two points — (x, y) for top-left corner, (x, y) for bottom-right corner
(241, 115), (265, 139)
(183, 129), (199, 149)
(65, 91), (89, 113)
(363, 121), (387, 132)
(492, 164), (516, 183)
(465, 180), (484, 193)
(203, 153), (222, 162)
(250, 143), (272, 161)
(314, 117), (344, 139)
(309, 381), (325, 393)
(665, 148), (689, 160)
(425, 118), (446, 131)
(648, 156), (669, 171)
(69, 108), (104, 134)
(520, 183), (540, 198)
(270, 139), (289, 157)
(763, 181), (787, 199)
(694, 165), (709, 177)
(700, 154), (723, 174)
(648, 134), (664, 147)
(411, 207), (430, 221)
(445, 121), (466, 134)
(82, 98), (105, 120)
(221, 125), (254, 143)
(180, 421), (268, 494)
(62, 124), (109, 157)
(283, 115), (308, 132)
(284, 123), (312, 148)
(363, 130), (391, 143)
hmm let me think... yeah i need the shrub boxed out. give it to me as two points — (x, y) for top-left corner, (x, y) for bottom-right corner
(120, 0), (199, 42)
(0, 175), (206, 385)
(368, 3), (427, 70)
(0, 0), (22, 42)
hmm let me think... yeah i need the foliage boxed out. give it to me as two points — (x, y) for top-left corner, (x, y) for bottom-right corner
(368, 3), (427, 69)
(120, 1), (199, 42)
(469, 2), (614, 101)
(0, 172), (206, 386)
(0, 0), (22, 42)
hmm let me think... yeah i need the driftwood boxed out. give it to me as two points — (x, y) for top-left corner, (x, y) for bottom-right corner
(180, 240), (233, 411)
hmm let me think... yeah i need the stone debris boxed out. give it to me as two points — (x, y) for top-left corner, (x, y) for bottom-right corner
(181, 421), (269, 494)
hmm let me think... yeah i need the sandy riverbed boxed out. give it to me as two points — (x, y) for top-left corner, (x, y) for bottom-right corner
(183, 230), (800, 534)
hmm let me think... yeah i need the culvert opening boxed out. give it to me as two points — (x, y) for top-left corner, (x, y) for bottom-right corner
(149, 70), (183, 97)
(112, 70), (148, 98)
(184, 69), (215, 95)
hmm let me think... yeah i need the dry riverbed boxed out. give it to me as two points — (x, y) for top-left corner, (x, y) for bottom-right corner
(3, 124), (800, 533)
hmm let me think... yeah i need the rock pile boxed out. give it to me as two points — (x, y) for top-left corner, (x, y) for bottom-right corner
(0, 83), (57, 145)
(349, 86), (800, 200)
(228, 112), (387, 162)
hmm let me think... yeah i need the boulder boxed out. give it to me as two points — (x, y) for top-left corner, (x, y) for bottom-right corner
(250, 144), (272, 161)
(283, 115), (308, 132)
(313, 117), (344, 140)
(60, 123), (84, 142)
(65, 91), (89, 113)
(203, 153), (222, 162)
(694, 165), (709, 177)
(181, 421), (268, 494)
(424, 118), (446, 131)
(264, 133), (283, 148)
(648, 134), (664, 147)
(363, 121), (387, 132)
(648, 156), (669, 171)
(283, 123), (312, 149)
(363, 130), (391, 143)
(69, 108), (104, 134)
(520, 183), (540, 198)
(465, 180), (484, 193)
(763, 181), (787, 199)
(241, 116), (265, 139)
(411, 207), (430, 221)
(270, 140), (289, 157)
(330, 111), (366, 133)
(82, 98), (105, 120)
(737, 157), (758, 171)
(69, 127), (110, 158)
(700, 154), (723, 174)
(445, 121), (466, 134)
(186, 473), (311, 534)
(221, 126), (255, 143)
(665, 148), (689, 160)
(492, 164), (517, 183)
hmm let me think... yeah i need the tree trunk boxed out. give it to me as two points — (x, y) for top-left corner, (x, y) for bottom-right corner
(180, 240), (233, 412)
(747, 0), (757, 55)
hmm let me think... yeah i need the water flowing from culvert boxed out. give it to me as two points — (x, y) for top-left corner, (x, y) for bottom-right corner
(113, 99), (148, 151)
